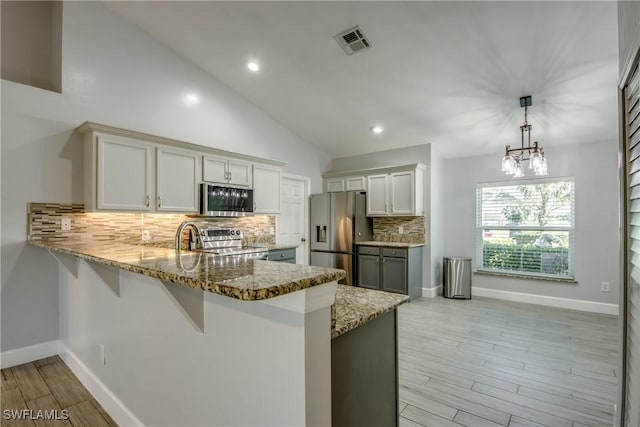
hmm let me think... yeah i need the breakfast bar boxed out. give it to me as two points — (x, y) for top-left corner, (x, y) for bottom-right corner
(31, 238), (408, 426)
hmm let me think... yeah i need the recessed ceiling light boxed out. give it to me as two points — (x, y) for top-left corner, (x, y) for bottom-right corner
(371, 126), (384, 134)
(247, 62), (260, 72)
(183, 92), (200, 106)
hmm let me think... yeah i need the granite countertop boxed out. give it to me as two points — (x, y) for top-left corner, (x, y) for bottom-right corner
(30, 241), (344, 301)
(357, 241), (424, 248)
(259, 244), (298, 251)
(331, 285), (409, 339)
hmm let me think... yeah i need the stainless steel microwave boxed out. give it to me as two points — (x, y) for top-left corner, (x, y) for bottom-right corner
(200, 183), (254, 217)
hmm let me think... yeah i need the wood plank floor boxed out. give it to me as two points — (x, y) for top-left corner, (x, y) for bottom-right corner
(397, 296), (619, 427)
(1, 356), (116, 427)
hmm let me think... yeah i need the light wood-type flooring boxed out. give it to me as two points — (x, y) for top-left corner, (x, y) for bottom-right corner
(1, 356), (116, 427)
(397, 296), (619, 427)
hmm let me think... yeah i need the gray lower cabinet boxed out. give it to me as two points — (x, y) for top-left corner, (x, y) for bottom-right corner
(332, 310), (398, 427)
(268, 248), (296, 263)
(357, 245), (422, 300)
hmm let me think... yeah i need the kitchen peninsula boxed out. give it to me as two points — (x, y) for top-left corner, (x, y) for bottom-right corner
(30, 227), (408, 426)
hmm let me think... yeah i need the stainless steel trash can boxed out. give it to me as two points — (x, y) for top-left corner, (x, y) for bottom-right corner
(443, 257), (472, 299)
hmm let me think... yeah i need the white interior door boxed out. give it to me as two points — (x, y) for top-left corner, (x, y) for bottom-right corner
(279, 174), (309, 264)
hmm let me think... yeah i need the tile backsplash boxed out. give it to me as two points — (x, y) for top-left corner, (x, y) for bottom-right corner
(27, 203), (276, 247)
(28, 203), (425, 247)
(373, 216), (425, 244)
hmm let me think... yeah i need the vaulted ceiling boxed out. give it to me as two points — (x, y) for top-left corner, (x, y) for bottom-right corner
(105, 1), (619, 159)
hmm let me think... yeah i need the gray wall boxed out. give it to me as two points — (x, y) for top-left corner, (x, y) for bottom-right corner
(618, 1), (640, 78)
(442, 140), (619, 305)
(429, 146), (445, 289)
(1, 2), (330, 352)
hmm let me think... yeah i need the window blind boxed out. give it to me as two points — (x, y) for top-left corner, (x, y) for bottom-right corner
(476, 179), (575, 279)
(624, 59), (640, 427)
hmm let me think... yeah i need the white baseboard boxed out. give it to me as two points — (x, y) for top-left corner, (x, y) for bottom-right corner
(1, 340), (59, 369)
(472, 287), (619, 315)
(59, 344), (144, 427)
(422, 285), (442, 298)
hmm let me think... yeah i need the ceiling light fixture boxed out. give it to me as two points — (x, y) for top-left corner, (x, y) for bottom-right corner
(247, 62), (260, 72)
(371, 126), (383, 134)
(501, 96), (547, 177)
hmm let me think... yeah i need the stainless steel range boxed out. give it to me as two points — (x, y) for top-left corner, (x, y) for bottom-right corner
(189, 226), (268, 260)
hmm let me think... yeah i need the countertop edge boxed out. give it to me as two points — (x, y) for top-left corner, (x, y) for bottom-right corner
(30, 241), (345, 301)
(356, 241), (425, 248)
(331, 286), (409, 339)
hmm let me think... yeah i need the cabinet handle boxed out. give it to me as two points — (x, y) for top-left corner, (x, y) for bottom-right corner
(228, 171), (232, 181)
(280, 254), (285, 258)
(145, 195), (150, 207)
(157, 196), (162, 208)
(254, 202), (257, 211)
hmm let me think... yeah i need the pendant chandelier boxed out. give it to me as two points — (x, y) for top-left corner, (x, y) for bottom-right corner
(501, 96), (547, 177)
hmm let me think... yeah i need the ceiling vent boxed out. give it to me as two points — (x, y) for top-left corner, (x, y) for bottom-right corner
(334, 26), (372, 56)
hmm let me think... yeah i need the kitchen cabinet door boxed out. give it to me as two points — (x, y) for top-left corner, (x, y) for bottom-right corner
(325, 178), (345, 192)
(381, 256), (407, 294)
(253, 164), (281, 213)
(97, 135), (153, 211)
(203, 155), (253, 187)
(389, 171), (415, 215)
(366, 174), (388, 216)
(157, 147), (200, 212)
(227, 159), (253, 187)
(345, 176), (366, 191)
(203, 155), (228, 183)
(357, 255), (380, 290)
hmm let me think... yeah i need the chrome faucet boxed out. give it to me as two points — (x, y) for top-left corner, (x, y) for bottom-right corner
(175, 221), (202, 252)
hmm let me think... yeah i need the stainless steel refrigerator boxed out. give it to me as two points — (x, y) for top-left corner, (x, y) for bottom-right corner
(310, 192), (373, 285)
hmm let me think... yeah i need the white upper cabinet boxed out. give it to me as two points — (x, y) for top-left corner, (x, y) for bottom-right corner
(389, 171), (415, 215)
(345, 176), (366, 191)
(253, 163), (281, 214)
(94, 134), (153, 211)
(324, 175), (366, 192)
(203, 155), (252, 187)
(366, 174), (389, 216)
(362, 165), (425, 217)
(157, 147), (200, 213)
(325, 178), (345, 192)
(80, 122), (286, 214)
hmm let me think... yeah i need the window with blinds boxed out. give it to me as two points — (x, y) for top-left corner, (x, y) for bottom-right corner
(476, 178), (575, 279)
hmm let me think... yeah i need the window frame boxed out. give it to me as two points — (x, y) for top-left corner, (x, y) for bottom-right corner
(475, 176), (576, 281)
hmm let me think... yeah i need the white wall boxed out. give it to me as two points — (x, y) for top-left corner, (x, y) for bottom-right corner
(1, 2), (331, 352)
(442, 140), (619, 305)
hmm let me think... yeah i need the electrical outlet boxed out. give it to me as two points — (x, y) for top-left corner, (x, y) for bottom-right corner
(141, 230), (151, 243)
(398, 226), (404, 234)
(61, 217), (71, 231)
(99, 344), (106, 365)
(601, 282), (610, 292)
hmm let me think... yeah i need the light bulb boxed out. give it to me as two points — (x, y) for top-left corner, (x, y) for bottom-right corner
(514, 162), (524, 178)
(529, 151), (542, 170)
(502, 155), (516, 175)
(539, 157), (548, 175)
(247, 62), (260, 72)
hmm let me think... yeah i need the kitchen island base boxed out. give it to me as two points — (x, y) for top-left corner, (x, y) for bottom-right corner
(57, 257), (336, 426)
(331, 310), (399, 427)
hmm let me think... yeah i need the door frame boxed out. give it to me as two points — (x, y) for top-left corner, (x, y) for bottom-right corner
(278, 173), (311, 265)
(617, 46), (640, 427)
